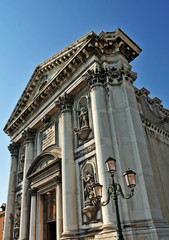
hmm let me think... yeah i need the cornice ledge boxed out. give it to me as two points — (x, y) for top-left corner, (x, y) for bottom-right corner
(141, 115), (169, 139)
(135, 87), (169, 117)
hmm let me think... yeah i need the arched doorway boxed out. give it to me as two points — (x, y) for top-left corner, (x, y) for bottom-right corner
(27, 146), (62, 240)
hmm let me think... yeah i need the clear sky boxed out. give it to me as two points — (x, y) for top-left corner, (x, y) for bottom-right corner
(0, 0), (169, 205)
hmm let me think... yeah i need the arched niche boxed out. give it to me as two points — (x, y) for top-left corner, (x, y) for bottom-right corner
(18, 145), (25, 183)
(80, 158), (101, 224)
(74, 96), (92, 142)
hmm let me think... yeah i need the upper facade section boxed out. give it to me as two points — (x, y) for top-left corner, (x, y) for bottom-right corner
(4, 29), (142, 137)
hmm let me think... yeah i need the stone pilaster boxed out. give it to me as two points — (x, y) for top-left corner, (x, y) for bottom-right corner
(106, 62), (166, 238)
(19, 128), (36, 240)
(54, 176), (62, 240)
(55, 94), (78, 237)
(29, 188), (38, 240)
(84, 68), (114, 229)
(3, 142), (20, 240)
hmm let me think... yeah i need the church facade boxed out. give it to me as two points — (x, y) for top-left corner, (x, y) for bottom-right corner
(3, 29), (169, 240)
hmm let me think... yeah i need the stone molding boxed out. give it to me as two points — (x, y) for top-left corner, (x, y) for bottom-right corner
(22, 128), (36, 143)
(8, 142), (20, 157)
(55, 93), (73, 112)
(141, 116), (169, 140)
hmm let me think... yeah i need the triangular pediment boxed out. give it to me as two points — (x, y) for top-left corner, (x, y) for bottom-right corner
(4, 29), (142, 136)
(4, 32), (98, 135)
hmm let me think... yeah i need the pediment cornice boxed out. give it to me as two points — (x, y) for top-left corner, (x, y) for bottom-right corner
(135, 87), (169, 116)
(4, 29), (142, 136)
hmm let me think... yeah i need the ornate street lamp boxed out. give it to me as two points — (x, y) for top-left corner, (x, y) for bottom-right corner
(93, 157), (136, 240)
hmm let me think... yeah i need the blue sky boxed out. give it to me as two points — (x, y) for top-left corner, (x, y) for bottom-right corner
(0, 0), (169, 205)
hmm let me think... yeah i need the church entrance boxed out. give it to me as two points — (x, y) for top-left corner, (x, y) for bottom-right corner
(47, 221), (56, 240)
(43, 189), (56, 240)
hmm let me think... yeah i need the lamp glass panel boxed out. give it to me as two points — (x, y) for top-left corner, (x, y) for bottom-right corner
(106, 159), (116, 172)
(125, 173), (136, 187)
(93, 185), (102, 198)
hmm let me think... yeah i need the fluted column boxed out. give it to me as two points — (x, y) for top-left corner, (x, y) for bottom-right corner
(54, 176), (62, 240)
(19, 128), (36, 240)
(29, 188), (37, 240)
(84, 68), (114, 229)
(55, 93), (78, 237)
(3, 142), (20, 240)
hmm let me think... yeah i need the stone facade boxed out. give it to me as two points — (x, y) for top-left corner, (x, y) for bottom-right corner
(3, 29), (169, 239)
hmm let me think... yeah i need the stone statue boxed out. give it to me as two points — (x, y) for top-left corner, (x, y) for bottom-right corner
(74, 107), (91, 141)
(79, 107), (89, 129)
(14, 197), (21, 228)
(18, 153), (25, 182)
(82, 170), (95, 206)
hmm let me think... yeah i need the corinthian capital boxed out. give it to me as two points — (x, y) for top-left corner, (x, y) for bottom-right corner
(83, 67), (107, 88)
(83, 64), (137, 88)
(22, 128), (36, 143)
(29, 188), (38, 196)
(8, 142), (20, 157)
(55, 93), (73, 112)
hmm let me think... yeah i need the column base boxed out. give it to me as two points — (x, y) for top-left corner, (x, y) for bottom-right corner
(102, 222), (115, 232)
(61, 230), (80, 239)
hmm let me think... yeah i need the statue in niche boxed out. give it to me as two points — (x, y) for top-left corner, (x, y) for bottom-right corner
(14, 196), (21, 229)
(79, 107), (89, 129)
(82, 170), (95, 206)
(82, 169), (100, 222)
(18, 152), (25, 182)
(74, 106), (91, 141)
(19, 153), (24, 173)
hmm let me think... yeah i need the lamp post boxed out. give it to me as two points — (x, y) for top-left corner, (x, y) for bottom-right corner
(93, 156), (136, 240)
